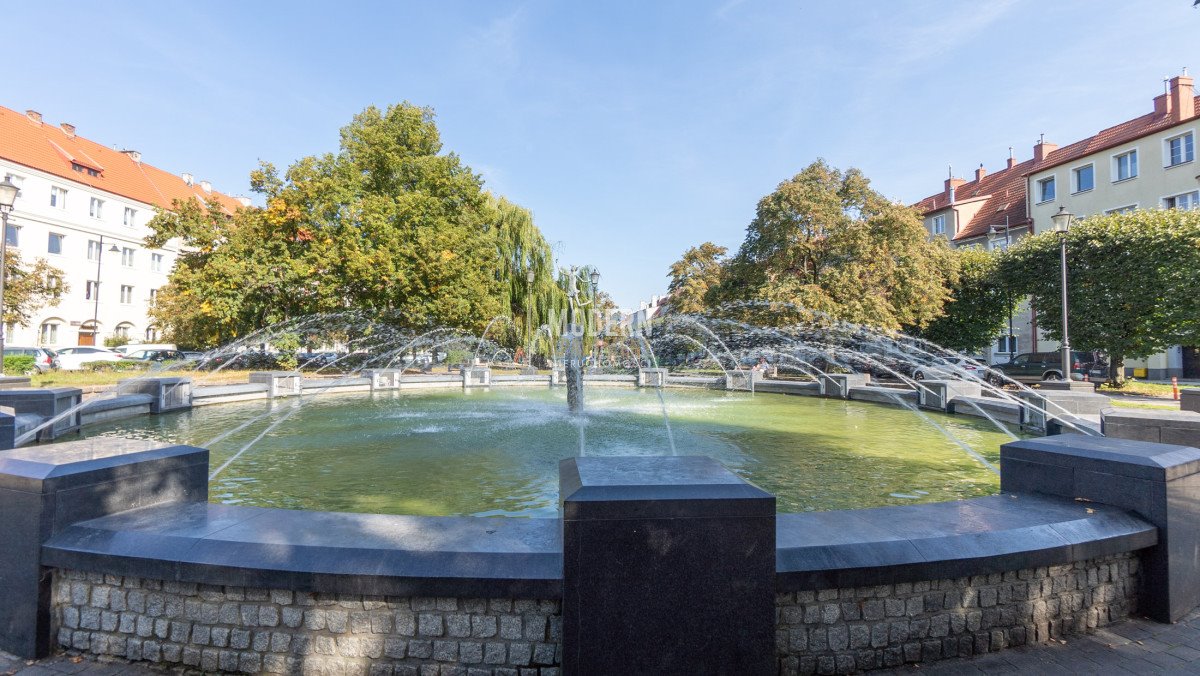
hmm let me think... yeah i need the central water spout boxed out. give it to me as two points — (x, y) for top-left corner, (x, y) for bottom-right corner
(565, 325), (584, 413)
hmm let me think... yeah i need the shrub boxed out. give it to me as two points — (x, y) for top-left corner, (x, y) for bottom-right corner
(444, 348), (472, 366)
(81, 360), (150, 372)
(3, 355), (36, 375)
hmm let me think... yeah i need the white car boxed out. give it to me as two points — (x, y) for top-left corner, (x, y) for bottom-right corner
(52, 346), (125, 370)
(912, 357), (990, 381)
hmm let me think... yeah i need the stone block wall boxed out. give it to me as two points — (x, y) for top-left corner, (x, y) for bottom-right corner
(52, 570), (561, 675)
(775, 552), (1138, 674)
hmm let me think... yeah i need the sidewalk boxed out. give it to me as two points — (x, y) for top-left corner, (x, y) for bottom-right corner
(5, 608), (1200, 675)
(880, 606), (1200, 675)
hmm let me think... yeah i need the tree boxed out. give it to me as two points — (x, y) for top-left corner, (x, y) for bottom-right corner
(910, 247), (1014, 353)
(2, 251), (68, 330)
(147, 103), (559, 348)
(713, 159), (955, 330)
(1002, 209), (1200, 384)
(665, 242), (726, 314)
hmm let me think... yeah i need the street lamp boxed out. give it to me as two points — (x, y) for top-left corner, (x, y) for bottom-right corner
(90, 237), (121, 346)
(1051, 206), (1075, 380)
(0, 177), (20, 369)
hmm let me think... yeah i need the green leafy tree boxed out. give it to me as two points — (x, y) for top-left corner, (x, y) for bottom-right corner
(148, 103), (562, 348)
(2, 251), (68, 329)
(665, 242), (727, 314)
(911, 247), (1015, 353)
(713, 159), (955, 330)
(1002, 209), (1200, 384)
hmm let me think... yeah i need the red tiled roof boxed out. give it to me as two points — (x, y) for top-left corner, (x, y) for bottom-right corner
(913, 158), (1033, 241)
(0, 105), (243, 214)
(1024, 94), (1200, 175)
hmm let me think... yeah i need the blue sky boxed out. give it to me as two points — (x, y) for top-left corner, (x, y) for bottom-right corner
(7, 1), (1199, 307)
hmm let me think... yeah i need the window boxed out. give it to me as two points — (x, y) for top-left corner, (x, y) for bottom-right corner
(89, 197), (104, 219)
(1166, 132), (1194, 167)
(1106, 204), (1137, 215)
(996, 335), (1017, 354)
(120, 286), (133, 304)
(50, 186), (67, 208)
(1114, 149), (1138, 181)
(4, 224), (18, 248)
(72, 163), (99, 177)
(151, 253), (164, 272)
(1036, 176), (1056, 203)
(114, 324), (131, 340)
(123, 207), (137, 227)
(121, 247), (135, 267)
(46, 273), (62, 290)
(1164, 190), (1200, 210)
(932, 215), (946, 235)
(87, 240), (101, 261)
(149, 288), (158, 304)
(1072, 164), (1094, 193)
(145, 326), (159, 342)
(39, 322), (59, 346)
(85, 280), (99, 300)
(47, 233), (63, 254)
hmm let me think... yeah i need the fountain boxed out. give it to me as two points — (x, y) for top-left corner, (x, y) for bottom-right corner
(4, 303), (1200, 674)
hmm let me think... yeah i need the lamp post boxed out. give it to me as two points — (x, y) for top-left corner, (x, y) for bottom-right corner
(0, 177), (21, 369)
(990, 216), (1015, 357)
(1051, 206), (1075, 380)
(526, 269), (535, 364)
(90, 236), (121, 347)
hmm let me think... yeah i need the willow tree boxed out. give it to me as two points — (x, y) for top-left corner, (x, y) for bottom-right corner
(712, 160), (955, 330)
(490, 196), (564, 348)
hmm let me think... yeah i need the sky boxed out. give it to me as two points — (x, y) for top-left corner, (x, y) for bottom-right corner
(5, 1), (1199, 307)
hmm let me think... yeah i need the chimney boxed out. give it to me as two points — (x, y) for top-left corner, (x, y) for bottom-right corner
(1154, 77), (1173, 118)
(200, 180), (212, 193)
(1007, 146), (1016, 170)
(182, 173), (194, 186)
(60, 123), (75, 138)
(975, 164), (987, 182)
(121, 149), (142, 163)
(1168, 72), (1195, 122)
(1033, 134), (1058, 163)
(25, 110), (42, 124)
(944, 165), (966, 204)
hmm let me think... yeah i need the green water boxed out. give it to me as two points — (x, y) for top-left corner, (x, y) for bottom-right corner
(80, 387), (1014, 516)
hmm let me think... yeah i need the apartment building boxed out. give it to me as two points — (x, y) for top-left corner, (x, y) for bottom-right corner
(0, 106), (244, 348)
(915, 72), (1200, 377)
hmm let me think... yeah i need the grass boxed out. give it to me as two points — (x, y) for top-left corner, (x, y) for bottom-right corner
(26, 369), (269, 389)
(1098, 380), (1197, 399)
(1107, 399), (1180, 410)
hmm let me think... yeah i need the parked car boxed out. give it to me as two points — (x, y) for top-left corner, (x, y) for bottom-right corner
(122, 348), (183, 362)
(911, 357), (991, 381)
(4, 346), (57, 373)
(114, 343), (177, 355)
(989, 351), (1108, 384)
(52, 346), (124, 370)
(180, 351), (206, 361)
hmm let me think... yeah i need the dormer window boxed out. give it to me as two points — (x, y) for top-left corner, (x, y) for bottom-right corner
(71, 163), (100, 177)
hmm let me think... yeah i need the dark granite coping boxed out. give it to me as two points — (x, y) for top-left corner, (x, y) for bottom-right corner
(1004, 434), (1200, 481)
(35, 491), (1157, 600)
(80, 394), (155, 413)
(0, 441), (205, 489)
(775, 493), (1156, 591)
(41, 502), (563, 598)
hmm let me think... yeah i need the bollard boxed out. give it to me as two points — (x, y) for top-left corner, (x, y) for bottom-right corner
(1173, 376), (1180, 401)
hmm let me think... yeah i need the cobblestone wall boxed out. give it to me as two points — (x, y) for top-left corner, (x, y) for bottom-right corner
(51, 570), (561, 675)
(776, 552), (1139, 674)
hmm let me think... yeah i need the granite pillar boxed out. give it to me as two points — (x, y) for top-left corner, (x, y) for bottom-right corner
(116, 376), (193, 413)
(917, 379), (982, 411)
(1000, 434), (1200, 622)
(817, 373), (869, 399)
(636, 368), (668, 388)
(0, 387), (83, 446)
(0, 438), (208, 657)
(559, 456), (775, 675)
(248, 371), (302, 398)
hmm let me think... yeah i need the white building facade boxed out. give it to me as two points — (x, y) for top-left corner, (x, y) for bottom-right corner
(0, 106), (243, 349)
